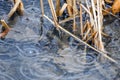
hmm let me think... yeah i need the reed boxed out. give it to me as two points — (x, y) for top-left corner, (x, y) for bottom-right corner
(40, 0), (118, 63)
(0, 20), (10, 38)
(8, 0), (24, 18)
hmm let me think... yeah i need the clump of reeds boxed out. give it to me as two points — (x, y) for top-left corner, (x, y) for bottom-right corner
(40, 0), (119, 63)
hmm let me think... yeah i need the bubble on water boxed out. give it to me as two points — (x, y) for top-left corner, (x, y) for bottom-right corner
(18, 42), (43, 58)
(20, 58), (63, 80)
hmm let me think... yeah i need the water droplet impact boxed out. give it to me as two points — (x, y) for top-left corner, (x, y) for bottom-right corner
(18, 42), (42, 58)
(20, 58), (63, 80)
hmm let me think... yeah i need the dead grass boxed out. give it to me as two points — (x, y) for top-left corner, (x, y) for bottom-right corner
(40, 0), (120, 63)
(0, 0), (119, 63)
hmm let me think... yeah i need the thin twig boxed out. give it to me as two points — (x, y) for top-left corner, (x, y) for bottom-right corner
(40, 0), (44, 16)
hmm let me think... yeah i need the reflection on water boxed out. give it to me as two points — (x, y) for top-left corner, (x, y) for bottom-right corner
(0, 73), (15, 80)
(0, 0), (120, 80)
(0, 39), (118, 80)
(20, 58), (63, 80)
(0, 41), (18, 61)
(54, 48), (100, 73)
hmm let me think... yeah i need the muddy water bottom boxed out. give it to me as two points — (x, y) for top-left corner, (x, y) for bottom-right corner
(0, 0), (120, 80)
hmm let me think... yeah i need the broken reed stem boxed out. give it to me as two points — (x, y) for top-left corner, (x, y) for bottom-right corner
(40, 0), (44, 16)
(43, 14), (117, 63)
(0, 20), (10, 29)
(0, 20), (10, 38)
(59, 14), (79, 24)
(102, 9), (120, 20)
(59, 3), (68, 16)
(79, 3), (94, 26)
(8, 0), (24, 18)
(91, 0), (97, 30)
(80, 4), (83, 37)
(66, 0), (73, 16)
(48, 0), (58, 29)
(97, 0), (105, 51)
(15, 0), (24, 16)
(8, 0), (21, 18)
(83, 22), (92, 40)
(73, 0), (76, 32)
(56, 0), (60, 16)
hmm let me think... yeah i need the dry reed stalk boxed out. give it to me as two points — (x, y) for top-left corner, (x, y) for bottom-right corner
(43, 14), (117, 63)
(59, 3), (68, 16)
(79, 3), (94, 26)
(73, 0), (77, 32)
(66, 0), (73, 16)
(80, 4), (83, 37)
(101, 32), (109, 37)
(15, 0), (24, 16)
(102, 9), (120, 20)
(85, 31), (97, 42)
(78, 1), (105, 51)
(0, 20), (10, 38)
(8, 0), (24, 18)
(59, 13), (79, 24)
(40, 0), (44, 16)
(8, 0), (21, 18)
(93, 32), (99, 47)
(97, 0), (105, 51)
(91, 0), (97, 30)
(56, 0), (60, 16)
(105, 0), (113, 3)
(83, 22), (92, 40)
(102, 8), (112, 16)
(48, 0), (58, 29)
(83, 21), (89, 33)
(0, 20), (10, 29)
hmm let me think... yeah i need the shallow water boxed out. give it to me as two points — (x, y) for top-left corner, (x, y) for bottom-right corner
(0, 0), (120, 80)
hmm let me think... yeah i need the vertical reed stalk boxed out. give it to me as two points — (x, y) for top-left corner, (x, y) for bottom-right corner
(80, 4), (83, 37)
(40, 0), (44, 16)
(48, 0), (58, 28)
(56, 0), (60, 16)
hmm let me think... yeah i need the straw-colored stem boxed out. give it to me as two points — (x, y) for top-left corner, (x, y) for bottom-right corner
(97, 0), (105, 51)
(0, 20), (10, 38)
(80, 3), (94, 26)
(40, 0), (44, 16)
(59, 3), (68, 16)
(56, 0), (60, 16)
(91, 0), (97, 30)
(48, 0), (58, 28)
(8, 0), (21, 18)
(59, 14), (79, 24)
(83, 22), (92, 40)
(73, 0), (76, 32)
(66, 0), (73, 16)
(80, 4), (83, 37)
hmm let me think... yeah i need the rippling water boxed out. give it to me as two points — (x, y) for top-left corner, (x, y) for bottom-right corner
(0, 0), (120, 80)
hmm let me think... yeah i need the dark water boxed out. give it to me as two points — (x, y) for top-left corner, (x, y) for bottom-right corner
(0, 0), (120, 80)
